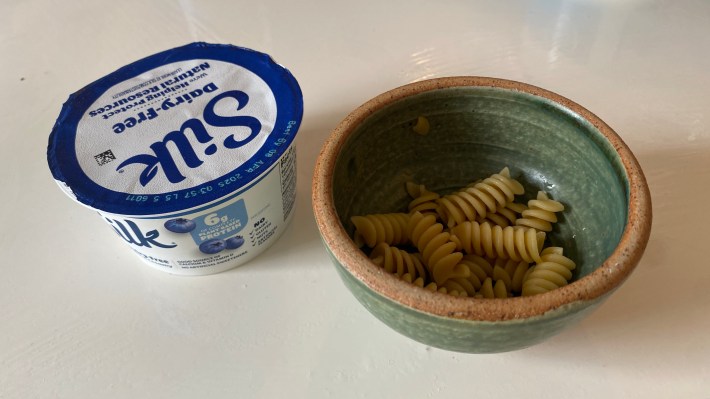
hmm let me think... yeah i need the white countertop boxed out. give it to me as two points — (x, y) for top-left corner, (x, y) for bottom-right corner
(2, 1), (708, 397)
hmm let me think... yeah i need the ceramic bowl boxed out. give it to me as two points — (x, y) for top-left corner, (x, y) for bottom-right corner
(312, 77), (652, 353)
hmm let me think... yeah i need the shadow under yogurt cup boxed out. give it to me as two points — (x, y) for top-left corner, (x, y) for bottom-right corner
(47, 42), (303, 275)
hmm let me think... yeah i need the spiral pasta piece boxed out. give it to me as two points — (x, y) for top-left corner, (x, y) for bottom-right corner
(436, 167), (525, 228)
(370, 243), (427, 281)
(450, 221), (546, 263)
(494, 279), (509, 298)
(493, 258), (530, 294)
(405, 182), (440, 215)
(408, 211), (469, 285)
(478, 202), (527, 227)
(479, 278), (494, 298)
(515, 191), (565, 232)
(351, 213), (410, 248)
(446, 277), (478, 296)
(493, 264), (512, 292)
(522, 247), (576, 296)
(401, 273), (468, 297)
(479, 277), (508, 298)
(451, 254), (494, 293)
(441, 280), (470, 297)
(400, 272), (425, 287)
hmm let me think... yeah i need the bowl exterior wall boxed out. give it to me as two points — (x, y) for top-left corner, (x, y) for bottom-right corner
(328, 246), (608, 353)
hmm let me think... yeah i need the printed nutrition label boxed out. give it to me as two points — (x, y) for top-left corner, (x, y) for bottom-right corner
(280, 145), (296, 221)
(248, 217), (277, 246)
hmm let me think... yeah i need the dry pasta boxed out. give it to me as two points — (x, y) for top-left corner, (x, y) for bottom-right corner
(515, 191), (564, 232)
(479, 278), (494, 298)
(492, 264), (512, 292)
(370, 242), (427, 281)
(351, 213), (410, 248)
(402, 273), (468, 297)
(494, 279), (509, 298)
(436, 167), (525, 228)
(400, 272), (425, 287)
(478, 277), (508, 298)
(450, 221), (546, 263)
(441, 280), (470, 297)
(348, 165), (575, 299)
(521, 247), (576, 296)
(408, 211), (469, 285)
(405, 182), (440, 215)
(477, 201), (527, 227)
(456, 254), (494, 291)
(494, 258), (530, 294)
(446, 277), (478, 296)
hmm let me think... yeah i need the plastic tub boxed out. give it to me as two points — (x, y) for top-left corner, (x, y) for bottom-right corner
(47, 42), (303, 275)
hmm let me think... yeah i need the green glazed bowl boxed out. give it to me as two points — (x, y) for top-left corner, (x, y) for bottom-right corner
(312, 77), (652, 353)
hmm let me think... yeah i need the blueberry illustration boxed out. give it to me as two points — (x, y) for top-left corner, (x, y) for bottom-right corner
(225, 235), (245, 250)
(164, 218), (196, 233)
(199, 238), (226, 254)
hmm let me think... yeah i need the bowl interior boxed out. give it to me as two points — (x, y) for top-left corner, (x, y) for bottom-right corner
(332, 86), (628, 280)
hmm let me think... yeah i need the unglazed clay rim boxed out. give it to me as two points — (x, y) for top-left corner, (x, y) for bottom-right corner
(312, 76), (652, 322)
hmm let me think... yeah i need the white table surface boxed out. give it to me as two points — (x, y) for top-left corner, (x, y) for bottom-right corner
(2, 1), (709, 397)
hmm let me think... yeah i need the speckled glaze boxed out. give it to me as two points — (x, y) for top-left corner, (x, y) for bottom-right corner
(312, 77), (652, 353)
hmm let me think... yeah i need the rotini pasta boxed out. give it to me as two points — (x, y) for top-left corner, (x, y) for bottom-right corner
(402, 273), (468, 297)
(479, 278), (494, 298)
(436, 167), (525, 228)
(477, 202), (527, 227)
(494, 279), (509, 298)
(450, 221), (546, 263)
(405, 182), (440, 215)
(349, 165), (576, 299)
(370, 242), (427, 281)
(400, 272), (425, 287)
(445, 277), (478, 296)
(408, 211), (469, 285)
(479, 277), (509, 298)
(494, 258), (530, 294)
(441, 280), (470, 297)
(456, 254), (494, 291)
(492, 264), (512, 292)
(515, 191), (565, 232)
(351, 212), (410, 248)
(522, 247), (576, 296)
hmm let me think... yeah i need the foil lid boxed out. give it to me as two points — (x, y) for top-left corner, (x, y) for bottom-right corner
(47, 42), (303, 216)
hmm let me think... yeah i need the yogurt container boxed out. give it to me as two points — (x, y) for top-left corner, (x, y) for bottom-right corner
(47, 43), (303, 275)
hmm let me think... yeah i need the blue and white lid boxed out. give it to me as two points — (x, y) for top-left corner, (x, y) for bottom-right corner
(47, 42), (303, 216)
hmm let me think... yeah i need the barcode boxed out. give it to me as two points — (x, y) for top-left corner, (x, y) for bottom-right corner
(94, 150), (116, 166)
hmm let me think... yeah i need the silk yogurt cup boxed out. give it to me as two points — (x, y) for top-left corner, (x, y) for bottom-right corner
(47, 43), (303, 275)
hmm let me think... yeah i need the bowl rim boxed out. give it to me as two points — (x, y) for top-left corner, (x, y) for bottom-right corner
(312, 76), (652, 321)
